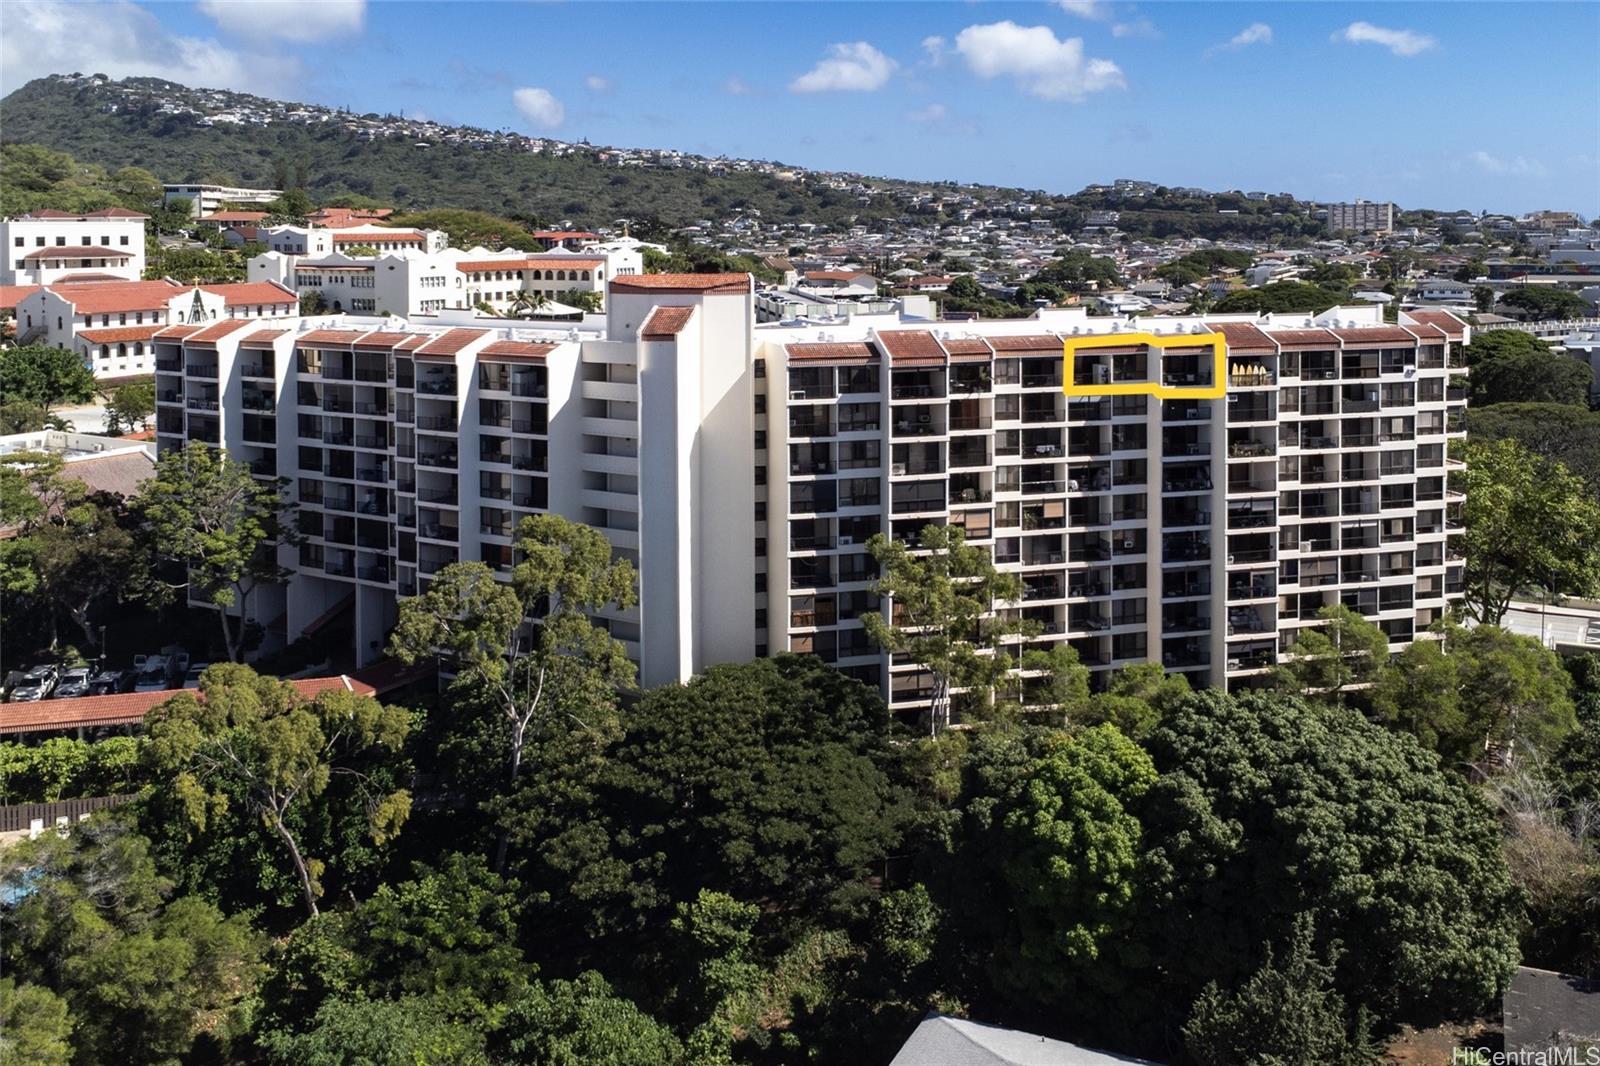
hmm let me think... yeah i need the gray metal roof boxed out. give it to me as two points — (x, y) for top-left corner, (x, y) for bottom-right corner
(888, 1014), (1162, 1066)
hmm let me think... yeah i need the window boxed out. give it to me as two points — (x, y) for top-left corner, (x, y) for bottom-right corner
(35, 237), (44, 246)
(755, 502), (766, 522)
(754, 538), (766, 556)
(754, 430), (766, 449)
(753, 360), (765, 379)
(120, 235), (130, 246)
(55, 236), (65, 246)
(755, 609), (767, 628)
(11, 238), (20, 248)
(754, 394), (766, 414)
(754, 466), (766, 486)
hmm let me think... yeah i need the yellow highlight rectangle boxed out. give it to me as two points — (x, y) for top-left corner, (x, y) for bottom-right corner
(1062, 331), (1227, 399)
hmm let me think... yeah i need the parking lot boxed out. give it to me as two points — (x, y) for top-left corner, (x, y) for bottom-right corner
(2, 647), (211, 703)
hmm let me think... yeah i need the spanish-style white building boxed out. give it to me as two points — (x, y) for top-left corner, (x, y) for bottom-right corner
(14, 279), (297, 377)
(163, 183), (282, 219)
(1, 208), (148, 286)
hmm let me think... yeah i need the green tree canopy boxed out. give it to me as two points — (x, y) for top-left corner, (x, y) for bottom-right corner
(1459, 438), (1600, 625)
(1469, 403), (1600, 504)
(864, 524), (1030, 732)
(1274, 604), (1391, 701)
(142, 663), (412, 917)
(1134, 691), (1520, 1038)
(1498, 287), (1592, 320)
(133, 441), (300, 661)
(1212, 281), (1348, 314)
(104, 379), (156, 435)
(0, 344), (96, 412)
(1466, 330), (1593, 407)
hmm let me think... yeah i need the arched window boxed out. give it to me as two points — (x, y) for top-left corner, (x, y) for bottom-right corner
(100, 345), (109, 359)
(581, 270), (591, 281)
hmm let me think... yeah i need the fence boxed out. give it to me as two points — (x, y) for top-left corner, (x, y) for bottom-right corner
(0, 794), (135, 835)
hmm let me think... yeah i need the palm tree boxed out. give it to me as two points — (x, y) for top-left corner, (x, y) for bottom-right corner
(508, 290), (548, 319)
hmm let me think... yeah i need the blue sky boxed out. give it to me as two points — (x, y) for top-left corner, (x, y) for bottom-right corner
(4, 1), (1595, 214)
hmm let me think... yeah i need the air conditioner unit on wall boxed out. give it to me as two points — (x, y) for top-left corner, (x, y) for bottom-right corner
(838, 535), (854, 546)
(790, 390), (807, 401)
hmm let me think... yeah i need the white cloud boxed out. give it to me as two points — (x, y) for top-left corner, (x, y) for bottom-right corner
(0, 0), (296, 95)
(1472, 150), (1547, 178)
(906, 103), (948, 124)
(1331, 21), (1437, 57)
(954, 21), (1124, 102)
(1111, 17), (1158, 39)
(512, 87), (564, 128)
(1207, 22), (1272, 56)
(921, 35), (948, 66)
(789, 42), (897, 93)
(585, 75), (611, 92)
(723, 76), (754, 96)
(198, 0), (364, 43)
(1057, 0), (1112, 20)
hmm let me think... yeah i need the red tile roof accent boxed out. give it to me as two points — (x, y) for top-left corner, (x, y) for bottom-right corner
(79, 325), (165, 344)
(238, 330), (290, 347)
(456, 257), (603, 273)
(905, 275), (954, 287)
(23, 207), (147, 220)
(352, 331), (413, 348)
(784, 341), (877, 362)
(22, 245), (130, 260)
(531, 230), (599, 240)
(1404, 310), (1468, 337)
(393, 335), (429, 351)
(939, 336), (994, 356)
(0, 675), (378, 736)
(201, 281), (297, 306)
(1206, 321), (1276, 351)
(52, 280), (183, 314)
(331, 229), (425, 242)
(186, 318), (257, 344)
(201, 210), (269, 222)
(1330, 326), (1419, 346)
(610, 273), (751, 295)
(479, 340), (557, 360)
(640, 305), (696, 340)
(50, 272), (127, 284)
(154, 324), (202, 340)
(987, 334), (1062, 352)
(415, 328), (488, 357)
(297, 329), (369, 346)
(876, 330), (946, 363)
(1265, 328), (1339, 348)
(0, 285), (41, 308)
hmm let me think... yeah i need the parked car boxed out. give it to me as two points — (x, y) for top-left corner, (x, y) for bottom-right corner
(181, 664), (211, 690)
(8, 664), (60, 702)
(132, 655), (177, 693)
(88, 666), (135, 695)
(52, 666), (94, 699)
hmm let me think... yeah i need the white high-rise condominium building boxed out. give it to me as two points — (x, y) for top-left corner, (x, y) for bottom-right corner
(1326, 200), (1396, 234)
(159, 276), (1468, 710)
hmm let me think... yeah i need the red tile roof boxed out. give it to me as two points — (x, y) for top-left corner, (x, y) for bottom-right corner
(22, 207), (148, 220)
(876, 330), (946, 363)
(0, 675), (378, 736)
(201, 210), (269, 222)
(939, 336), (994, 356)
(50, 272), (127, 284)
(479, 340), (557, 360)
(456, 257), (603, 273)
(531, 230), (599, 240)
(352, 331), (414, 348)
(51, 280), (183, 314)
(641, 305), (696, 340)
(1404, 310), (1468, 337)
(22, 246), (131, 260)
(78, 325), (165, 344)
(1330, 326), (1419, 346)
(331, 230), (425, 242)
(186, 319), (257, 344)
(987, 334), (1062, 352)
(393, 335), (430, 351)
(784, 341), (876, 363)
(415, 328), (488, 357)
(1206, 321), (1276, 351)
(0, 285), (41, 308)
(1265, 328), (1339, 348)
(201, 281), (297, 306)
(154, 324), (202, 340)
(610, 273), (751, 295)
(297, 329), (368, 346)
(238, 330), (290, 347)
